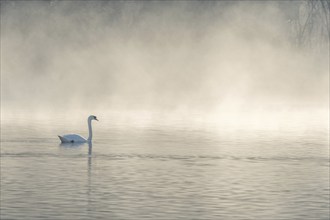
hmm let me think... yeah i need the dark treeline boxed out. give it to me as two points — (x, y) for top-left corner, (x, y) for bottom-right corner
(1, 0), (328, 51)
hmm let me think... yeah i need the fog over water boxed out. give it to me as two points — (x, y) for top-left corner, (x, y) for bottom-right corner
(1, 1), (329, 125)
(1, 2), (329, 219)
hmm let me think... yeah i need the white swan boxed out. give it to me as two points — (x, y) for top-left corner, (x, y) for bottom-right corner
(58, 115), (98, 143)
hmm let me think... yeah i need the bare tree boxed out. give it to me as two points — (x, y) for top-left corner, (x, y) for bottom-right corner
(288, 0), (329, 50)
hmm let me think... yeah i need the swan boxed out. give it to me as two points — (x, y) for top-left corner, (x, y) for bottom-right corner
(58, 115), (98, 143)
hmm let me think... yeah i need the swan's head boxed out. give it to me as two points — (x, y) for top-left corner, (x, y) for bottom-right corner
(88, 115), (98, 121)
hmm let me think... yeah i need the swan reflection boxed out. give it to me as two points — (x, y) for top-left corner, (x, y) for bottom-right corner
(59, 141), (93, 211)
(59, 142), (85, 148)
(87, 142), (92, 212)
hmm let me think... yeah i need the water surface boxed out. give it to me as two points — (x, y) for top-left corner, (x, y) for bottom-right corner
(1, 115), (329, 219)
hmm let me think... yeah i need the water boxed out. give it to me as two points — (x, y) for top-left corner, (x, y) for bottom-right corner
(1, 114), (329, 219)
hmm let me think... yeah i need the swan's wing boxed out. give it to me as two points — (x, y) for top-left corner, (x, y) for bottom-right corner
(58, 135), (70, 143)
(59, 134), (86, 143)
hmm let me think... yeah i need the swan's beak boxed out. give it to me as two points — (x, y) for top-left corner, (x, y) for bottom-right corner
(95, 118), (99, 121)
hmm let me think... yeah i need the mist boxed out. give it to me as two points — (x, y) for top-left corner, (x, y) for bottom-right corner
(1, 1), (329, 126)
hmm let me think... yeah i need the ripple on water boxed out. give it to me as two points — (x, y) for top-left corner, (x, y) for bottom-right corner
(1, 122), (329, 220)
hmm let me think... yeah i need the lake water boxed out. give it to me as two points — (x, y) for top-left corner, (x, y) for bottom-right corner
(1, 113), (329, 219)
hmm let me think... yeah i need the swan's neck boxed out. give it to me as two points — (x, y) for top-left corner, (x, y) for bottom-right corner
(87, 119), (93, 142)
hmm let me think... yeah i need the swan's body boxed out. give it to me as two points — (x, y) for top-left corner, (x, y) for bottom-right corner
(58, 134), (87, 143)
(58, 115), (98, 143)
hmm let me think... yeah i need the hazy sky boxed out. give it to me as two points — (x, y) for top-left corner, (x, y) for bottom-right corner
(1, 1), (329, 119)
